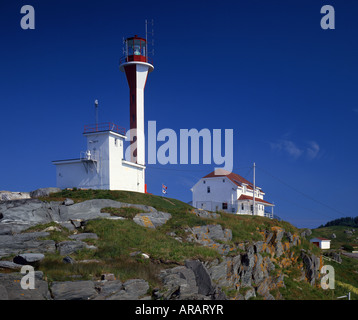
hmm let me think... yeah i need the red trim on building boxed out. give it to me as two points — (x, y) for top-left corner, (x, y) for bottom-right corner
(238, 194), (273, 205)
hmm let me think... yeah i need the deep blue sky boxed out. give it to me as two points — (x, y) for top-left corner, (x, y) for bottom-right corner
(1, 0), (357, 228)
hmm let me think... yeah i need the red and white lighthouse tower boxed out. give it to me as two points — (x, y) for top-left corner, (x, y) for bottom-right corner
(119, 35), (154, 165)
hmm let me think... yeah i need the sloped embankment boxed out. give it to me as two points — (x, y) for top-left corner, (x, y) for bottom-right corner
(0, 189), (323, 300)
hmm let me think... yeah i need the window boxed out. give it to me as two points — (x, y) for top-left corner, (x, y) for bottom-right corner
(115, 138), (118, 147)
(222, 203), (228, 210)
(241, 203), (244, 210)
(203, 180), (206, 184)
(207, 186), (210, 193)
(223, 179), (225, 183)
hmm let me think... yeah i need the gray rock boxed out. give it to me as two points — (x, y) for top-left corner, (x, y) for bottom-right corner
(63, 198), (74, 206)
(0, 191), (31, 201)
(160, 266), (198, 299)
(94, 280), (123, 299)
(252, 253), (265, 284)
(51, 280), (98, 300)
(68, 233), (98, 241)
(30, 188), (61, 198)
(0, 272), (51, 300)
(254, 241), (264, 253)
(275, 241), (284, 258)
(193, 208), (219, 219)
(106, 279), (149, 300)
(244, 287), (256, 300)
(0, 261), (23, 270)
(63, 256), (76, 264)
(56, 240), (89, 256)
(300, 229), (312, 239)
(0, 232), (56, 259)
(133, 211), (171, 229)
(0, 285), (8, 300)
(13, 253), (45, 265)
(187, 224), (233, 255)
(185, 260), (214, 296)
(301, 251), (320, 285)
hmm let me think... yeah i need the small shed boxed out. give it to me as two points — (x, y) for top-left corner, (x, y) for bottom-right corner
(310, 237), (331, 249)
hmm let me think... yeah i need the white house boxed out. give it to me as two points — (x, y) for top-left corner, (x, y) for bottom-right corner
(310, 237), (331, 250)
(191, 168), (274, 217)
(52, 123), (146, 193)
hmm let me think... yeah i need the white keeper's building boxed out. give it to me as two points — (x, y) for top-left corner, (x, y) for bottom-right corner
(191, 169), (274, 217)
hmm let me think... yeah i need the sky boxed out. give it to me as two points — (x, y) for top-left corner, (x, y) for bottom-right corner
(1, 0), (357, 229)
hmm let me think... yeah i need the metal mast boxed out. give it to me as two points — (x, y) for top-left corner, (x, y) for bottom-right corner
(253, 162), (256, 215)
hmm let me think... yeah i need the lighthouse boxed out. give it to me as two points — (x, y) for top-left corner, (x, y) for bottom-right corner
(119, 35), (154, 165)
(52, 34), (153, 193)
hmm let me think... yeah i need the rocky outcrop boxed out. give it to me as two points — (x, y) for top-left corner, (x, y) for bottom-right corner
(186, 224), (233, 255)
(0, 191), (30, 202)
(0, 196), (323, 301)
(159, 260), (225, 300)
(0, 198), (166, 234)
(0, 231), (56, 259)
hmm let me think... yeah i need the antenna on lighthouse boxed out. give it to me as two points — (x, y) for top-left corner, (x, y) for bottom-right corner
(145, 19), (154, 58)
(94, 99), (99, 131)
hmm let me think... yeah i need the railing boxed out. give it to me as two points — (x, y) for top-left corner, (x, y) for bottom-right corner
(119, 55), (154, 65)
(83, 122), (126, 135)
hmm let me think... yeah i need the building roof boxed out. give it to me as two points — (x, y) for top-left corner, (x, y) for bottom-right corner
(310, 237), (331, 241)
(238, 194), (274, 206)
(203, 169), (257, 191)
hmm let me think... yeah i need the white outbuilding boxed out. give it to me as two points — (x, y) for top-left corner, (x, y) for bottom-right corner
(191, 169), (274, 217)
(52, 123), (146, 192)
(310, 237), (331, 250)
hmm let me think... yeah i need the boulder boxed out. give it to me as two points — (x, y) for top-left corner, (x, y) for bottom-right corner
(62, 256), (76, 264)
(56, 240), (90, 256)
(13, 253), (45, 266)
(63, 198), (74, 206)
(51, 280), (97, 300)
(30, 188), (61, 198)
(0, 261), (23, 271)
(133, 211), (171, 229)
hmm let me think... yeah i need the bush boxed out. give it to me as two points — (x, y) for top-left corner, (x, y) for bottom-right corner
(342, 244), (354, 252)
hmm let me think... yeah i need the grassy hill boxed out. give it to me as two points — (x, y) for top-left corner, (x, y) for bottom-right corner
(310, 225), (358, 251)
(27, 189), (358, 300)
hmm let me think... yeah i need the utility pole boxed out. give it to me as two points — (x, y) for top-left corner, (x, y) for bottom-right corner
(253, 162), (256, 216)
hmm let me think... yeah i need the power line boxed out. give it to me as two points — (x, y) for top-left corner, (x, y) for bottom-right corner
(257, 165), (349, 218)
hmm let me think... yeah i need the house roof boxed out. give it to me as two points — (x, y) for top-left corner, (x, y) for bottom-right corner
(310, 237), (331, 241)
(203, 169), (258, 191)
(238, 194), (274, 206)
